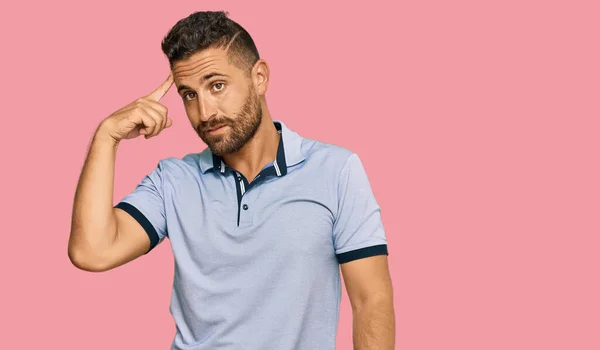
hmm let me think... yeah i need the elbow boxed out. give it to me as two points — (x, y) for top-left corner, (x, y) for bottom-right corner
(68, 238), (111, 273)
(352, 293), (393, 313)
(350, 283), (395, 313)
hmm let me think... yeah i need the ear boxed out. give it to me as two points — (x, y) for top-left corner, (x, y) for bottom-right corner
(252, 59), (270, 96)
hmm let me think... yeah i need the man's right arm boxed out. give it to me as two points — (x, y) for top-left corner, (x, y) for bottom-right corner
(68, 73), (174, 272)
(68, 132), (151, 272)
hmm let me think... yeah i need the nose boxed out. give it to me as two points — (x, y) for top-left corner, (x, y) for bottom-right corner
(197, 94), (217, 122)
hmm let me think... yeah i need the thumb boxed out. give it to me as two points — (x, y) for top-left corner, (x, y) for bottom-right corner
(165, 118), (173, 128)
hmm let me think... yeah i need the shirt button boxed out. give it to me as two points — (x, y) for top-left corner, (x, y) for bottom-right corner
(242, 204), (249, 210)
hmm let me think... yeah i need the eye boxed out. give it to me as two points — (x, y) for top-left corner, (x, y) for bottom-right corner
(183, 92), (196, 101)
(212, 82), (225, 92)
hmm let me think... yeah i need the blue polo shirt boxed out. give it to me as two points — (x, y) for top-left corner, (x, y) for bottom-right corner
(115, 120), (389, 349)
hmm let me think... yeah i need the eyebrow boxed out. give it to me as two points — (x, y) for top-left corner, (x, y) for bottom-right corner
(177, 73), (229, 93)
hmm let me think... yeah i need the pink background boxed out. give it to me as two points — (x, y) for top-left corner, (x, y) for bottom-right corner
(1, 0), (599, 349)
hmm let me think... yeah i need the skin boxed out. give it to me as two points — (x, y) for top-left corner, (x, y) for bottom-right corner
(341, 255), (396, 349)
(68, 44), (394, 349)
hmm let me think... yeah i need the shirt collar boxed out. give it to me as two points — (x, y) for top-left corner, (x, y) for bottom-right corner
(198, 120), (305, 175)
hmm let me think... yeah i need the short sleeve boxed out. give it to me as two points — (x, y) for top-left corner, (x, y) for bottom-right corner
(114, 161), (168, 254)
(333, 153), (388, 264)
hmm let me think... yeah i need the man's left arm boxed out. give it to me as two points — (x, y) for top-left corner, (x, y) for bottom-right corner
(341, 255), (395, 349)
(333, 153), (395, 349)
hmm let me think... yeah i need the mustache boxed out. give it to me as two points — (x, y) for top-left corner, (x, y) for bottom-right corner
(198, 117), (233, 132)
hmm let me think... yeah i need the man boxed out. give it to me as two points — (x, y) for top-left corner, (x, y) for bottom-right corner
(68, 11), (395, 350)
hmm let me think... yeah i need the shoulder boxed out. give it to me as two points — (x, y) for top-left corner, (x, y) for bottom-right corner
(300, 137), (358, 175)
(151, 151), (204, 179)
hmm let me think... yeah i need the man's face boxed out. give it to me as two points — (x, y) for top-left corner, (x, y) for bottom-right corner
(172, 48), (262, 156)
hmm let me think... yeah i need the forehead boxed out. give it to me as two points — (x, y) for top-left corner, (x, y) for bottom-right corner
(172, 48), (238, 84)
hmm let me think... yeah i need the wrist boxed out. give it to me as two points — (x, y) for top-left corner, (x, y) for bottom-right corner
(94, 121), (120, 147)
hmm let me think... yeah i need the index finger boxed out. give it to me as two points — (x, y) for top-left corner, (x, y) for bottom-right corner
(146, 73), (174, 102)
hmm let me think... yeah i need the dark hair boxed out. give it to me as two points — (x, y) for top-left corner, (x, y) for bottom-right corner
(161, 11), (260, 75)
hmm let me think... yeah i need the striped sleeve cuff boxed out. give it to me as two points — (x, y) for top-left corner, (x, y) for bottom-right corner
(336, 244), (388, 264)
(114, 202), (160, 254)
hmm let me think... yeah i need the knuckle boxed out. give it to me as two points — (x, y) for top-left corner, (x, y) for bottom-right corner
(135, 99), (149, 108)
(153, 103), (167, 115)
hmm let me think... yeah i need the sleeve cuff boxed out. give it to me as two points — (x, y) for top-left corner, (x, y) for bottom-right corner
(114, 202), (160, 254)
(336, 244), (388, 264)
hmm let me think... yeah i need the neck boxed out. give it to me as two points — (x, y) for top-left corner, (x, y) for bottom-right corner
(222, 105), (279, 182)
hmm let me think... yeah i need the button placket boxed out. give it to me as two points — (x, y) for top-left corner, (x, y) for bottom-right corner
(234, 172), (253, 227)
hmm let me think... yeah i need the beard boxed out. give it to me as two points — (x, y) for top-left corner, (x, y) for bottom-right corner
(196, 88), (263, 157)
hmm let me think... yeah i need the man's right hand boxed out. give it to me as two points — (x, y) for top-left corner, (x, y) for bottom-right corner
(97, 73), (175, 143)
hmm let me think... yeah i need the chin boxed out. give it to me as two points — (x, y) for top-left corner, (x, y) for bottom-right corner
(207, 140), (230, 156)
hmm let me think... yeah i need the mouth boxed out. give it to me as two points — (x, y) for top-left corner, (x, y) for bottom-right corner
(205, 125), (228, 135)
